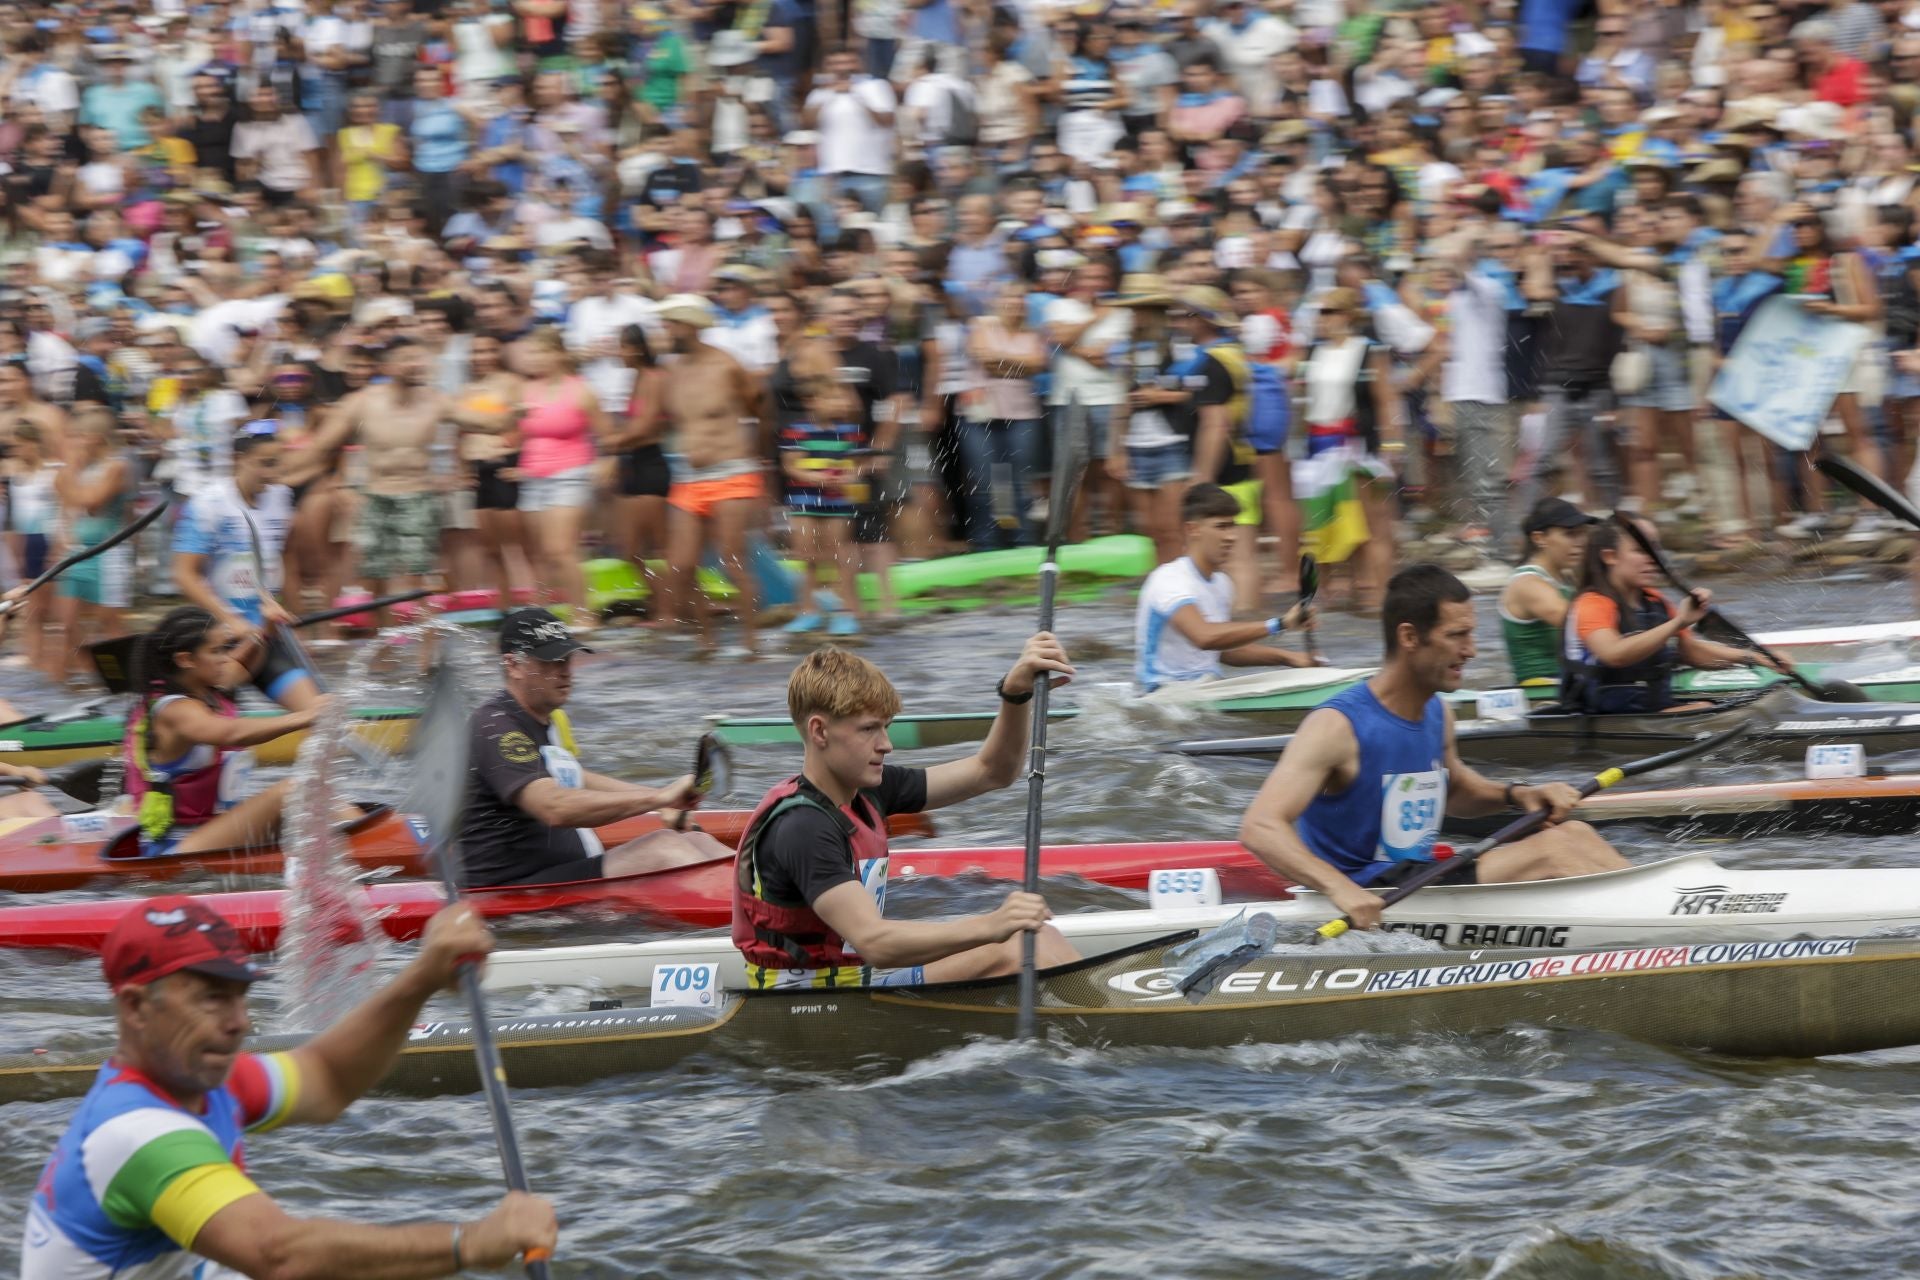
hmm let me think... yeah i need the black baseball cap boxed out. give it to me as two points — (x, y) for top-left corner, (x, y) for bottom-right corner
(1522, 497), (1598, 534)
(500, 607), (593, 661)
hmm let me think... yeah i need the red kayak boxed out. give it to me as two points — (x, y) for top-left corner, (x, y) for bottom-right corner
(0, 806), (937, 894)
(0, 839), (1281, 953)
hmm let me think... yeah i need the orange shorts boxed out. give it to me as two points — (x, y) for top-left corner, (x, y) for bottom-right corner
(668, 470), (763, 518)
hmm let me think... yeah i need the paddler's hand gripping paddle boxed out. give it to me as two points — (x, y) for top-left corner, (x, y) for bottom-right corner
(1314, 723), (1750, 941)
(1612, 511), (1868, 704)
(671, 732), (731, 831)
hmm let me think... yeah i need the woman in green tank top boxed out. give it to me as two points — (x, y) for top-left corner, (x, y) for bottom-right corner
(1498, 498), (1597, 685)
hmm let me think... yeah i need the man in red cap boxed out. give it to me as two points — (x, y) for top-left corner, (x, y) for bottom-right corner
(23, 896), (558, 1279)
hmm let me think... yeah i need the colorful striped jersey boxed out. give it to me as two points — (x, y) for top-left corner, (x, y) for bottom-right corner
(24, 1052), (300, 1279)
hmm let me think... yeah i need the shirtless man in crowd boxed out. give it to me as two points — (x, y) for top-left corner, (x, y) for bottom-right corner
(317, 339), (449, 628)
(659, 295), (767, 660)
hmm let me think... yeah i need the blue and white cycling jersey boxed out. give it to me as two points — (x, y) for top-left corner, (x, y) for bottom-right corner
(171, 480), (293, 627)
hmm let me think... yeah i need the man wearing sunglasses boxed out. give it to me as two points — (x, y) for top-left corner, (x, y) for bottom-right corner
(169, 423), (318, 710)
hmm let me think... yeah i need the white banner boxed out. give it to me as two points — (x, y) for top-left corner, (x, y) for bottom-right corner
(1708, 296), (1871, 450)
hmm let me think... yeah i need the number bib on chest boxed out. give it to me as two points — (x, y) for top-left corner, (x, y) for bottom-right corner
(540, 743), (605, 856)
(539, 744), (585, 790)
(1376, 769), (1444, 863)
(213, 559), (260, 608)
(217, 749), (257, 807)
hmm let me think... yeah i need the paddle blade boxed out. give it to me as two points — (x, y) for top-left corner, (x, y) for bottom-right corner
(1818, 454), (1920, 530)
(402, 659), (474, 863)
(1047, 406), (1087, 554)
(692, 732), (733, 804)
(1612, 509), (1688, 593)
(1298, 554), (1318, 604)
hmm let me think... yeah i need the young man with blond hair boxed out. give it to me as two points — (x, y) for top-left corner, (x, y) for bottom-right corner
(731, 635), (1081, 988)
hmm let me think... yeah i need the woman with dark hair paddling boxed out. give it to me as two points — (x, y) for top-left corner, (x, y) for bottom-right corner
(123, 606), (332, 857)
(1497, 498), (1596, 688)
(1559, 518), (1781, 715)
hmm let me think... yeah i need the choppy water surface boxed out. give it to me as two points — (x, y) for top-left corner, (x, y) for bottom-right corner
(4, 573), (1920, 1278)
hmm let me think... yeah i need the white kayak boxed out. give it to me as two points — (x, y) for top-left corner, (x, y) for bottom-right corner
(1139, 666), (1379, 707)
(1755, 619), (1920, 651)
(479, 852), (1920, 994)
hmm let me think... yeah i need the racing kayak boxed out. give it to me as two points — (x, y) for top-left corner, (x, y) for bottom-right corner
(472, 850), (1920, 991)
(708, 660), (1920, 750)
(0, 836), (1265, 953)
(6, 918), (1915, 1101)
(18, 760), (1920, 949)
(0, 805), (938, 894)
(1166, 686), (1920, 765)
(0, 703), (419, 770)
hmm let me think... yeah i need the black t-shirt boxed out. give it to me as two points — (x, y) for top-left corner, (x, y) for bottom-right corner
(751, 766), (928, 908)
(180, 106), (240, 181)
(455, 689), (588, 886)
(833, 339), (898, 438)
(1189, 349), (1250, 487)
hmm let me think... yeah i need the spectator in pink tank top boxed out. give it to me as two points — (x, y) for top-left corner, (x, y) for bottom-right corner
(515, 328), (612, 623)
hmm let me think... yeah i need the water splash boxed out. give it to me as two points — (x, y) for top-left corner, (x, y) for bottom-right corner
(277, 646), (389, 1029)
(277, 620), (499, 1028)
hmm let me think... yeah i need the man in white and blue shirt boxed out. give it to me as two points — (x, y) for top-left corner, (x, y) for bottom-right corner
(1134, 483), (1314, 691)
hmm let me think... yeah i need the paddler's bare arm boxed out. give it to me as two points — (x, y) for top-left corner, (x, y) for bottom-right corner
(813, 879), (1051, 969)
(1502, 573), (1570, 628)
(155, 695), (328, 751)
(1442, 704), (1581, 821)
(923, 633), (1075, 810)
(1583, 591), (1710, 669)
(192, 909), (559, 1279)
(1174, 600), (1315, 668)
(1676, 628), (1782, 672)
(514, 773), (695, 827)
(1238, 708), (1386, 927)
(191, 1189), (556, 1280)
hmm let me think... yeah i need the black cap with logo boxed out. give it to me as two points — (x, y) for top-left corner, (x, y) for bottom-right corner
(1521, 498), (1598, 535)
(499, 607), (594, 661)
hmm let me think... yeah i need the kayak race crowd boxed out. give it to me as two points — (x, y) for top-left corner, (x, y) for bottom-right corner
(0, 0), (1911, 671)
(10, 0), (1920, 1273)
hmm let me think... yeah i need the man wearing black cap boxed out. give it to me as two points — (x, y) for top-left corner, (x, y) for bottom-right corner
(1498, 498), (1597, 686)
(457, 607), (729, 886)
(23, 896), (557, 1278)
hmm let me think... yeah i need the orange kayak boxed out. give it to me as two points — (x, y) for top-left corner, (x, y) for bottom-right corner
(0, 806), (938, 894)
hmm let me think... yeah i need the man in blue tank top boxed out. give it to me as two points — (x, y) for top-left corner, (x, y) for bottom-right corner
(1239, 564), (1629, 930)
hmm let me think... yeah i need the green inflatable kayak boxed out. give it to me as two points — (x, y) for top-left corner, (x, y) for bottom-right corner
(586, 535), (1155, 616)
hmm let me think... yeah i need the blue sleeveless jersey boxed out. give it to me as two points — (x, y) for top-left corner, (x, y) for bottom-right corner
(1295, 683), (1449, 886)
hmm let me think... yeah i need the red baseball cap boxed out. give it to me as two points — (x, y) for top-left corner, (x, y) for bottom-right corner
(101, 896), (268, 993)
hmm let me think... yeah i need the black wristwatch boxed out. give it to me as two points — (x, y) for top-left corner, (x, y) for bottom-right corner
(996, 676), (1034, 705)
(1504, 781), (1524, 808)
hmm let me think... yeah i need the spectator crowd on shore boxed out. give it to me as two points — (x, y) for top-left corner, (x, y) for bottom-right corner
(0, 0), (1910, 669)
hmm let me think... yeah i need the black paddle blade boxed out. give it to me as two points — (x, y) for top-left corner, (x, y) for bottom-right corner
(1298, 554), (1319, 604)
(402, 659), (473, 861)
(1612, 510), (1693, 596)
(1817, 454), (1920, 530)
(692, 732), (733, 803)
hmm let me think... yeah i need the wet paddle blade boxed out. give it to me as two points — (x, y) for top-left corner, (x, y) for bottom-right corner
(402, 659), (473, 885)
(1818, 454), (1920, 530)
(1298, 554), (1319, 605)
(693, 732), (733, 803)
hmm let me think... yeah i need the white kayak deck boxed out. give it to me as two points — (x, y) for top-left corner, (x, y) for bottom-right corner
(479, 852), (1920, 994)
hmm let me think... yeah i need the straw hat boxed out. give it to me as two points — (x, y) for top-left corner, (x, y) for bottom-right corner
(657, 294), (717, 328)
(1173, 286), (1238, 327)
(1113, 274), (1175, 307)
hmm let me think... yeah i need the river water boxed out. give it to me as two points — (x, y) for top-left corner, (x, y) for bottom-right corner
(4, 572), (1920, 1278)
